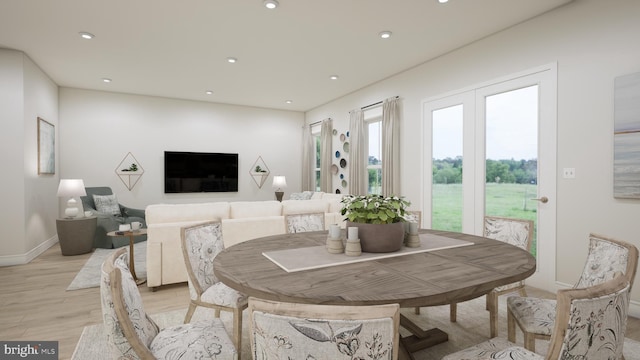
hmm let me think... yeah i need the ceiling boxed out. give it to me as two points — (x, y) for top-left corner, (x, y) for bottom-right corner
(0, 0), (572, 112)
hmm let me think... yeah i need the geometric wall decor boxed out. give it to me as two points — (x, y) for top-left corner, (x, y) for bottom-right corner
(115, 152), (144, 190)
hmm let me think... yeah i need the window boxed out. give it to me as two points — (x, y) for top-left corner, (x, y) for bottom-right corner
(311, 124), (321, 191)
(365, 108), (383, 194)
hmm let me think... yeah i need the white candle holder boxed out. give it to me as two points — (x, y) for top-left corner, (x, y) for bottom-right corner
(345, 238), (362, 256)
(327, 238), (345, 254)
(406, 233), (421, 248)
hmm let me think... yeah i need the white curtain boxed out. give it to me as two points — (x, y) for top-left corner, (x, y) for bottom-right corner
(382, 97), (401, 196)
(301, 123), (314, 191)
(348, 109), (366, 195)
(320, 118), (333, 193)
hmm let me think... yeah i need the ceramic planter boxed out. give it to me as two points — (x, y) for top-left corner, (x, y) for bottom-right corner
(346, 221), (405, 253)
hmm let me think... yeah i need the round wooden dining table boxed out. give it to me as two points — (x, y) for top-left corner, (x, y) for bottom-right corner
(213, 228), (536, 359)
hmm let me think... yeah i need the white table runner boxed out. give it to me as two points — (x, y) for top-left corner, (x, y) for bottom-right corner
(262, 233), (473, 273)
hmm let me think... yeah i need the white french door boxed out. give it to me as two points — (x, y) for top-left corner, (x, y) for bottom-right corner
(422, 65), (557, 291)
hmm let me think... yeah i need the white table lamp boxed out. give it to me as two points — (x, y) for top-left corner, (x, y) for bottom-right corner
(57, 179), (87, 218)
(272, 175), (287, 202)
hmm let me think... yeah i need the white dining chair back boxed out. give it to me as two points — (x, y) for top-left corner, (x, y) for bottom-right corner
(101, 248), (237, 359)
(284, 212), (325, 233)
(181, 221), (248, 357)
(248, 297), (400, 360)
(507, 233), (638, 351)
(445, 216), (533, 337)
(443, 274), (631, 360)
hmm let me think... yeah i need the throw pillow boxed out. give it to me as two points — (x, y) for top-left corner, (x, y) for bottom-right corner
(93, 194), (121, 216)
(289, 191), (314, 200)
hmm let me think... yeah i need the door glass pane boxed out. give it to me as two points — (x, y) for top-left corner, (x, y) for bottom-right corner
(432, 104), (463, 232)
(484, 85), (538, 255)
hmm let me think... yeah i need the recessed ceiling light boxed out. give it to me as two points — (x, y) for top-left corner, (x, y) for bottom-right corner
(205, 90), (213, 95)
(438, 0), (449, 3)
(227, 57), (237, 63)
(102, 78), (111, 83)
(379, 31), (392, 39)
(285, 100), (293, 104)
(264, 0), (279, 9)
(79, 32), (94, 40)
(329, 75), (339, 80)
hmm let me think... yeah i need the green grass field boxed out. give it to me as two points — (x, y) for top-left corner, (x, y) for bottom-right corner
(431, 183), (538, 256)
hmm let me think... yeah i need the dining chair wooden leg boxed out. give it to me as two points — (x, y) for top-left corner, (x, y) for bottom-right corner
(450, 303), (457, 322)
(507, 308), (516, 343)
(519, 287), (527, 297)
(233, 308), (243, 360)
(523, 331), (536, 352)
(415, 307), (420, 315)
(184, 302), (196, 323)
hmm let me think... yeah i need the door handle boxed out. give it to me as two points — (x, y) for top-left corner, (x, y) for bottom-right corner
(531, 196), (549, 204)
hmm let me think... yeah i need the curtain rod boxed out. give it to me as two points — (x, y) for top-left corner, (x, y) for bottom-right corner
(309, 118), (331, 127)
(361, 96), (399, 110)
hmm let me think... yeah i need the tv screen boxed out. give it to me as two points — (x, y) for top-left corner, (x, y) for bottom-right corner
(164, 151), (238, 193)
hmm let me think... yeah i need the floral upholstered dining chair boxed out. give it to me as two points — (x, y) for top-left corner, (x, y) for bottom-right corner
(248, 297), (400, 360)
(443, 274), (631, 360)
(444, 216), (533, 337)
(100, 248), (237, 359)
(180, 221), (248, 357)
(284, 212), (325, 233)
(507, 233), (638, 352)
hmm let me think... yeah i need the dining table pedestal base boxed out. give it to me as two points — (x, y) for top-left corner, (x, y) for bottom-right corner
(399, 314), (449, 360)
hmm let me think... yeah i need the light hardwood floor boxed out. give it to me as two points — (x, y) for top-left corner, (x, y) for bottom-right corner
(2, 243), (640, 360)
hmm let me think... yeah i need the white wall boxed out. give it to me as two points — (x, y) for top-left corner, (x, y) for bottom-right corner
(306, 0), (640, 297)
(0, 49), (59, 263)
(59, 88), (304, 209)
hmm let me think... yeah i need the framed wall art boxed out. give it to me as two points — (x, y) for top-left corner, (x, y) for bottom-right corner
(614, 71), (640, 198)
(37, 117), (55, 175)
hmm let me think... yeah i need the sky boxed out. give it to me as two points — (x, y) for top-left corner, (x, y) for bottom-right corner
(432, 85), (538, 161)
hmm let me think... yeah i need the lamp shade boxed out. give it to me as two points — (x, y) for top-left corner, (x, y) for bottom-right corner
(272, 176), (287, 189)
(57, 179), (87, 197)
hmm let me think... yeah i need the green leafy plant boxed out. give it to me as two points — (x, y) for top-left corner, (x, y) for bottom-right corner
(254, 165), (267, 173)
(121, 163), (138, 172)
(340, 194), (410, 224)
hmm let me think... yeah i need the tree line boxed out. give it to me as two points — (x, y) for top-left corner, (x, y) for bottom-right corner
(433, 157), (537, 184)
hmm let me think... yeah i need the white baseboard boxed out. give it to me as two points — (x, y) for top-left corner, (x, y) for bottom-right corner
(0, 235), (58, 266)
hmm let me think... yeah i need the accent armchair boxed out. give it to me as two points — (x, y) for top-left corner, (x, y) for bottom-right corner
(81, 186), (146, 248)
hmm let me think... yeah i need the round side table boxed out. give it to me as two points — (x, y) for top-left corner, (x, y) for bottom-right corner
(56, 216), (97, 255)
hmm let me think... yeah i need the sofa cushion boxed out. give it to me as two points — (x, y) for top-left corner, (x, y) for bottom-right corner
(321, 193), (345, 213)
(229, 201), (282, 219)
(282, 199), (329, 215)
(145, 203), (230, 224)
(221, 216), (286, 248)
(93, 194), (121, 216)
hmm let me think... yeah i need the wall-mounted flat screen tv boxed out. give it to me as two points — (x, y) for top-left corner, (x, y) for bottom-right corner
(164, 151), (239, 193)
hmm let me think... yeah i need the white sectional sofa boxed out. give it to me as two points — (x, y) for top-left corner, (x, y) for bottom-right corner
(145, 193), (344, 289)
